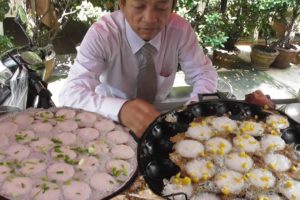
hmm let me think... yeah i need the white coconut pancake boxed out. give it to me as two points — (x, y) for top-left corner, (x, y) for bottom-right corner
(186, 122), (214, 141)
(0, 165), (11, 182)
(106, 130), (129, 144)
(15, 130), (35, 144)
(191, 192), (220, 200)
(225, 152), (254, 172)
(30, 137), (54, 153)
(35, 110), (54, 120)
(233, 134), (260, 152)
(31, 181), (62, 200)
(211, 116), (238, 134)
(57, 120), (78, 132)
(214, 170), (245, 195)
(14, 113), (34, 128)
(20, 158), (46, 176)
(162, 181), (193, 199)
(257, 194), (282, 200)
(260, 135), (286, 152)
(185, 159), (216, 181)
(51, 146), (77, 160)
(264, 153), (291, 172)
(111, 145), (135, 159)
(0, 121), (18, 137)
(278, 179), (300, 200)
(205, 137), (232, 156)
(94, 119), (115, 133)
(47, 162), (75, 182)
(2, 176), (33, 197)
(62, 181), (91, 200)
(53, 132), (76, 145)
(0, 134), (9, 148)
(77, 156), (99, 173)
(77, 127), (99, 142)
(247, 168), (276, 189)
(106, 159), (132, 181)
(32, 122), (53, 133)
(239, 120), (264, 136)
(266, 114), (289, 130)
(175, 139), (204, 158)
(55, 108), (76, 119)
(76, 112), (97, 127)
(90, 172), (118, 193)
(87, 140), (109, 155)
(6, 144), (30, 161)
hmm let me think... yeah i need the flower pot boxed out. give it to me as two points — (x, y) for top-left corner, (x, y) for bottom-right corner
(250, 45), (279, 70)
(213, 49), (241, 68)
(272, 46), (299, 69)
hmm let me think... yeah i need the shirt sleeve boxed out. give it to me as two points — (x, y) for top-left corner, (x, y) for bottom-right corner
(178, 21), (218, 100)
(58, 23), (127, 122)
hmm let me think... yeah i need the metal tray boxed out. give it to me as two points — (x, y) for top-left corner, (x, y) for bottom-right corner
(138, 99), (300, 198)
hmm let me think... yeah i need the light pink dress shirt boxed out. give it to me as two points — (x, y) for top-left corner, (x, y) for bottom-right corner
(59, 10), (217, 121)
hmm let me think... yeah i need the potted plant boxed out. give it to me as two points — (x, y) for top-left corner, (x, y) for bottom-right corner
(176, 0), (255, 68)
(250, 1), (280, 70)
(211, 0), (258, 68)
(268, 0), (300, 68)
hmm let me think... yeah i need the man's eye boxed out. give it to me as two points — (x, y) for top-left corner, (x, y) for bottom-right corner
(156, 7), (168, 11)
(155, 4), (169, 12)
(133, 5), (145, 10)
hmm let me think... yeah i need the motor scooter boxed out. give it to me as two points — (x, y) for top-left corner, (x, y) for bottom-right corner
(0, 7), (55, 111)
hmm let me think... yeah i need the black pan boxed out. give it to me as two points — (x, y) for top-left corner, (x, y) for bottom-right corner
(137, 97), (300, 199)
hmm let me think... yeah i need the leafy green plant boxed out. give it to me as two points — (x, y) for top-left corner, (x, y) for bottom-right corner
(218, 0), (258, 51)
(0, 0), (14, 54)
(20, 0), (111, 47)
(0, 0), (10, 21)
(198, 12), (228, 51)
(268, 0), (300, 49)
(177, 0), (259, 52)
(0, 35), (14, 55)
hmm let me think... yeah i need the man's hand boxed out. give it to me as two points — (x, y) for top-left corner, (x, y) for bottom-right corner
(119, 99), (160, 138)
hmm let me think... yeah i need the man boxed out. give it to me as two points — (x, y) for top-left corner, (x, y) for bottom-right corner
(59, 0), (218, 137)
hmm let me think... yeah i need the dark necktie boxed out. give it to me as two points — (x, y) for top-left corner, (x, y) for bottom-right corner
(136, 43), (157, 103)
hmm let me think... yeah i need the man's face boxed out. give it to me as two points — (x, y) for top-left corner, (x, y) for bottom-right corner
(120, 0), (174, 41)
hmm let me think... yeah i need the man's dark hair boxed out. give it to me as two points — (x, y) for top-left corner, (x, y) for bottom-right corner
(120, 0), (177, 11)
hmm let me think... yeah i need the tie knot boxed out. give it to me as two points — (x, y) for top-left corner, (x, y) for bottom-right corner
(139, 43), (156, 57)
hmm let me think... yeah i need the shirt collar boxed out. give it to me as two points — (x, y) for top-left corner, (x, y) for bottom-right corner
(125, 19), (161, 54)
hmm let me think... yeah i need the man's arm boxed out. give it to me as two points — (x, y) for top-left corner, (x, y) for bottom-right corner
(59, 23), (159, 137)
(178, 21), (218, 100)
(58, 23), (127, 121)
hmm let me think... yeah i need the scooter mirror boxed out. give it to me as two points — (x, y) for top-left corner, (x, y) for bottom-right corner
(20, 51), (43, 66)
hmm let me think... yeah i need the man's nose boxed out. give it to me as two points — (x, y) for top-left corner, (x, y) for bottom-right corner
(142, 8), (157, 23)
